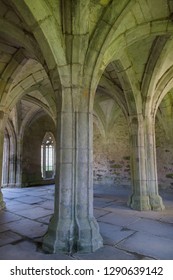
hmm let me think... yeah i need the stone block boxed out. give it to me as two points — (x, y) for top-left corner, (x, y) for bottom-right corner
(128, 218), (173, 240)
(75, 245), (137, 260)
(94, 208), (110, 219)
(99, 222), (135, 245)
(0, 244), (73, 260)
(0, 211), (21, 225)
(132, 3), (145, 24)
(15, 196), (45, 204)
(37, 200), (54, 210)
(149, 0), (169, 19)
(6, 218), (47, 238)
(98, 212), (140, 227)
(151, 21), (168, 34)
(0, 230), (22, 246)
(117, 232), (173, 259)
(2, 192), (26, 199)
(6, 202), (35, 212)
(125, 23), (150, 47)
(139, 0), (152, 21)
(0, 224), (9, 233)
(14, 207), (53, 220)
(36, 215), (52, 225)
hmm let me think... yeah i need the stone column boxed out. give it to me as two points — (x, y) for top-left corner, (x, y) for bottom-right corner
(145, 117), (164, 210)
(42, 143), (46, 179)
(8, 153), (16, 187)
(0, 116), (6, 210)
(2, 134), (9, 187)
(128, 116), (150, 210)
(15, 138), (22, 187)
(74, 111), (102, 251)
(43, 109), (103, 253)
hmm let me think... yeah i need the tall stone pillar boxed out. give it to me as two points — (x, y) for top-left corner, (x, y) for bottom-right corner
(0, 115), (6, 210)
(128, 116), (150, 210)
(74, 111), (102, 252)
(15, 138), (22, 187)
(43, 107), (103, 253)
(2, 134), (9, 187)
(42, 142), (46, 179)
(8, 153), (16, 187)
(145, 117), (164, 210)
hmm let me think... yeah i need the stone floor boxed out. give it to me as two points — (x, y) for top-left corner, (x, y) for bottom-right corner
(0, 184), (173, 260)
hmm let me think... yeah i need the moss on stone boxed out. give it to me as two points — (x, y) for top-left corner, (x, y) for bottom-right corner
(124, 169), (130, 172)
(113, 172), (120, 175)
(111, 164), (122, 168)
(123, 156), (130, 160)
(166, 173), (173, 179)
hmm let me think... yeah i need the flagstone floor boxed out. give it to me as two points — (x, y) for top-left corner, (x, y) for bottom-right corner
(0, 184), (173, 260)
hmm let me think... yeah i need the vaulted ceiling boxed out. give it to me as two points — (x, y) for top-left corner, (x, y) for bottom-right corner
(0, 0), (173, 135)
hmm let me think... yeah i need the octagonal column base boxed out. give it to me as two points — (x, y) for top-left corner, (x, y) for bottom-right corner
(128, 194), (151, 211)
(0, 191), (5, 210)
(42, 216), (103, 254)
(149, 194), (165, 211)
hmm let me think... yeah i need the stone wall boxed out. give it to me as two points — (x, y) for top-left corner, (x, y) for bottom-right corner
(93, 113), (131, 187)
(21, 110), (173, 190)
(156, 118), (173, 190)
(93, 112), (173, 191)
(22, 114), (55, 187)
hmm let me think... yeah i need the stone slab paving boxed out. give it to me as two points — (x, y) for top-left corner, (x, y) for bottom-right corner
(0, 224), (9, 233)
(99, 222), (135, 245)
(98, 212), (141, 227)
(26, 190), (54, 198)
(94, 197), (117, 208)
(75, 245), (138, 260)
(2, 192), (27, 199)
(159, 216), (173, 223)
(0, 211), (21, 225)
(38, 194), (54, 200)
(132, 209), (164, 220)
(5, 202), (37, 212)
(94, 209), (111, 219)
(36, 215), (52, 225)
(2, 188), (27, 193)
(0, 231), (22, 246)
(37, 200), (54, 210)
(0, 244), (73, 260)
(1, 185), (173, 260)
(14, 207), (53, 220)
(15, 196), (46, 204)
(5, 218), (47, 239)
(104, 205), (140, 216)
(127, 218), (173, 240)
(117, 232), (173, 260)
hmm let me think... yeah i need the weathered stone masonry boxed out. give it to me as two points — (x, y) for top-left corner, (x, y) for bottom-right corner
(0, 0), (173, 253)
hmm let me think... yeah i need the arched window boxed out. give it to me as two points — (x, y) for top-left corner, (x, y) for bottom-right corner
(41, 132), (55, 179)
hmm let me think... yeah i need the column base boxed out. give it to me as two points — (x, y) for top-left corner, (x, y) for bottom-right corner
(0, 191), (6, 210)
(42, 216), (103, 254)
(128, 194), (151, 211)
(75, 217), (103, 253)
(149, 194), (165, 211)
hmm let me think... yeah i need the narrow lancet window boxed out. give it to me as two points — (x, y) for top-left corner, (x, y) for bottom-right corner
(41, 132), (55, 179)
